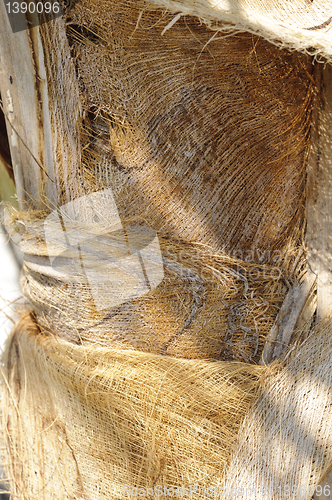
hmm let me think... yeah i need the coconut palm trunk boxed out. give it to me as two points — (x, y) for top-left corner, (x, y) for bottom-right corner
(0, 1), (332, 498)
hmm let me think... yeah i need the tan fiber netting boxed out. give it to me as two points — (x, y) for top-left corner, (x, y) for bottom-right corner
(10, 0), (313, 363)
(1, 0), (331, 498)
(147, 0), (332, 61)
(226, 320), (332, 498)
(3, 316), (332, 499)
(13, 209), (304, 363)
(64, 1), (312, 260)
(2, 314), (262, 499)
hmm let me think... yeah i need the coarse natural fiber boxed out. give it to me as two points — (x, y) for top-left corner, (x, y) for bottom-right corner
(145, 0), (332, 62)
(1, 313), (263, 499)
(3, 315), (332, 499)
(64, 0), (312, 259)
(7, 206), (304, 363)
(1, 0), (331, 498)
(4, 0), (313, 362)
(225, 320), (332, 499)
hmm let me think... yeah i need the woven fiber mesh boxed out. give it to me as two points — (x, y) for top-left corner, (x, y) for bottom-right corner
(3, 315), (332, 499)
(226, 320), (332, 499)
(146, 0), (332, 61)
(65, 1), (312, 258)
(12, 208), (303, 362)
(1, 0), (330, 498)
(2, 313), (263, 499)
(8, 0), (313, 362)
